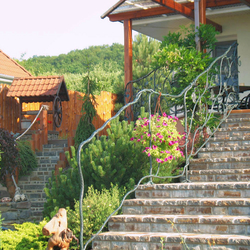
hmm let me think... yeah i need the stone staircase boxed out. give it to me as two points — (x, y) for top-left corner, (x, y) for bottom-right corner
(92, 110), (250, 250)
(17, 139), (68, 220)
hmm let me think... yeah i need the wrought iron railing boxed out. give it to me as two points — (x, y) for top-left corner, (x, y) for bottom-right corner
(77, 42), (240, 249)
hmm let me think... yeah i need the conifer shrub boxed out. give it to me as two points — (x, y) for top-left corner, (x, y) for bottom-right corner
(44, 118), (149, 216)
(17, 140), (38, 176)
(0, 220), (49, 250)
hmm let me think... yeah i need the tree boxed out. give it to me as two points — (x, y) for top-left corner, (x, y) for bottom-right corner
(133, 34), (160, 80)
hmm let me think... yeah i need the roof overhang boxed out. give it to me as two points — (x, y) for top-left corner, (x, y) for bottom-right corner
(7, 75), (70, 103)
(102, 0), (250, 40)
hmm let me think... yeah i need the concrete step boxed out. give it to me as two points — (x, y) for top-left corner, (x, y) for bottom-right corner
(108, 214), (250, 235)
(93, 232), (250, 249)
(47, 139), (68, 147)
(188, 169), (250, 182)
(122, 198), (250, 216)
(134, 183), (250, 199)
(206, 136), (250, 148)
(213, 126), (250, 140)
(220, 117), (250, 128)
(189, 157), (250, 170)
(198, 146), (250, 159)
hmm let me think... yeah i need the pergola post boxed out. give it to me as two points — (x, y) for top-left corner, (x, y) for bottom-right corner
(124, 19), (133, 121)
(194, 0), (201, 51)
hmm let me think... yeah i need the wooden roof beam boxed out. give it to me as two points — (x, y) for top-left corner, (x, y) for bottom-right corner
(152, 0), (222, 32)
(152, 0), (194, 20)
(108, 0), (242, 22)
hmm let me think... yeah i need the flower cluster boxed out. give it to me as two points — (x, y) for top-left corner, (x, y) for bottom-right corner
(36, 118), (52, 124)
(131, 113), (184, 163)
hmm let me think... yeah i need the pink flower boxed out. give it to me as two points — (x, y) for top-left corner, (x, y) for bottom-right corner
(156, 158), (163, 163)
(159, 135), (163, 139)
(152, 145), (157, 149)
(147, 133), (151, 137)
(163, 112), (167, 117)
(168, 155), (173, 160)
(156, 126), (160, 128)
(148, 153), (151, 157)
(165, 150), (170, 154)
(168, 115), (173, 119)
(130, 137), (134, 141)
(137, 139), (141, 142)
(163, 122), (168, 126)
(175, 116), (179, 121)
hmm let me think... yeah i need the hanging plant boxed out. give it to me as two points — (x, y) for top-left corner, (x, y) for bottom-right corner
(131, 113), (184, 164)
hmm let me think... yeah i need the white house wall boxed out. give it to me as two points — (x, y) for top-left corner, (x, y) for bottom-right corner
(212, 10), (250, 86)
(133, 8), (250, 87)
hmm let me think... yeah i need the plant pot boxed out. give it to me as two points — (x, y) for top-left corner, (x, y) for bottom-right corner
(21, 119), (31, 130)
(5, 168), (19, 198)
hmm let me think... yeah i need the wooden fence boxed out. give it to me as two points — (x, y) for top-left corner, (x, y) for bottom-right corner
(0, 84), (117, 137)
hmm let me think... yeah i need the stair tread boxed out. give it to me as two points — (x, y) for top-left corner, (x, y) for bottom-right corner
(124, 197), (250, 205)
(136, 181), (250, 189)
(189, 169), (250, 174)
(200, 145), (250, 152)
(208, 136), (250, 141)
(110, 214), (250, 221)
(217, 126), (250, 132)
(190, 157), (250, 163)
(95, 231), (250, 242)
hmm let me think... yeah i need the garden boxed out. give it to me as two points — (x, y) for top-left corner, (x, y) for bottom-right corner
(0, 24), (228, 249)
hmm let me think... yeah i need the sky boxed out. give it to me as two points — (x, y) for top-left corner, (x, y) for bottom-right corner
(0, 0), (130, 60)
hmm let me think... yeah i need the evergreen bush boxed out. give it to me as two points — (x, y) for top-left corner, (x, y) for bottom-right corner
(44, 118), (149, 216)
(0, 220), (49, 250)
(17, 140), (38, 176)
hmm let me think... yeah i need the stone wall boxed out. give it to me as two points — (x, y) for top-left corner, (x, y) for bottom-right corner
(0, 200), (32, 229)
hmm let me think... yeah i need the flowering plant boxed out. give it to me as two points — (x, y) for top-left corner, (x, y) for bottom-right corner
(131, 113), (184, 163)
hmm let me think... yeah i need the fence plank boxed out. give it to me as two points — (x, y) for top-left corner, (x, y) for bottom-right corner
(0, 86), (117, 138)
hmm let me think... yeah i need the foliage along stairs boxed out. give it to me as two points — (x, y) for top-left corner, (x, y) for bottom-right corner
(17, 138), (70, 221)
(92, 110), (250, 250)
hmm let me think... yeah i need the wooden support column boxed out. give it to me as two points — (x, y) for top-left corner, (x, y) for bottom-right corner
(124, 19), (133, 121)
(39, 108), (48, 145)
(199, 0), (206, 25)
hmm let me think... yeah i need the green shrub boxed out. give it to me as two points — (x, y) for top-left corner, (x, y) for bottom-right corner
(0, 220), (49, 250)
(47, 185), (125, 249)
(44, 118), (149, 216)
(0, 129), (20, 185)
(17, 140), (38, 176)
(0, 212), (2, 249)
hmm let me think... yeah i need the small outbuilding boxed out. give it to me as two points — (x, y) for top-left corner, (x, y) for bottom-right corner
(7, 75), (69, 130)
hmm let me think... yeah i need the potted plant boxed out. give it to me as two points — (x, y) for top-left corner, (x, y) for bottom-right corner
(0, 129), (21, 198)
(131, 112), (184, 164)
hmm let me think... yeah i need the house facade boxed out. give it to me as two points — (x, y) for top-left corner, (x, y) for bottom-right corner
(102, 0), (250, 87)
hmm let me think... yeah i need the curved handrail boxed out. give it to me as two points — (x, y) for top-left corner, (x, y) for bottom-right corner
(15, 105), (49, 141)
(76, 42), (239, 249)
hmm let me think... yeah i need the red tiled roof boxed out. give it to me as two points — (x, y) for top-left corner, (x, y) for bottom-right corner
(0, 50), (32, 77)
(7, 75), (69, 103)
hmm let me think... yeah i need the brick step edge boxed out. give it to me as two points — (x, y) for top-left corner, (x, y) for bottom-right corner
(199, 145), (250, 152)
(93, 232), (250, 246)
(109, 214), (250, 225)
(189, 169), (250, 175)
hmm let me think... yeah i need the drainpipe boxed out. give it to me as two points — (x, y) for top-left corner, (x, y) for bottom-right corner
(0, 74), (14, 85)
